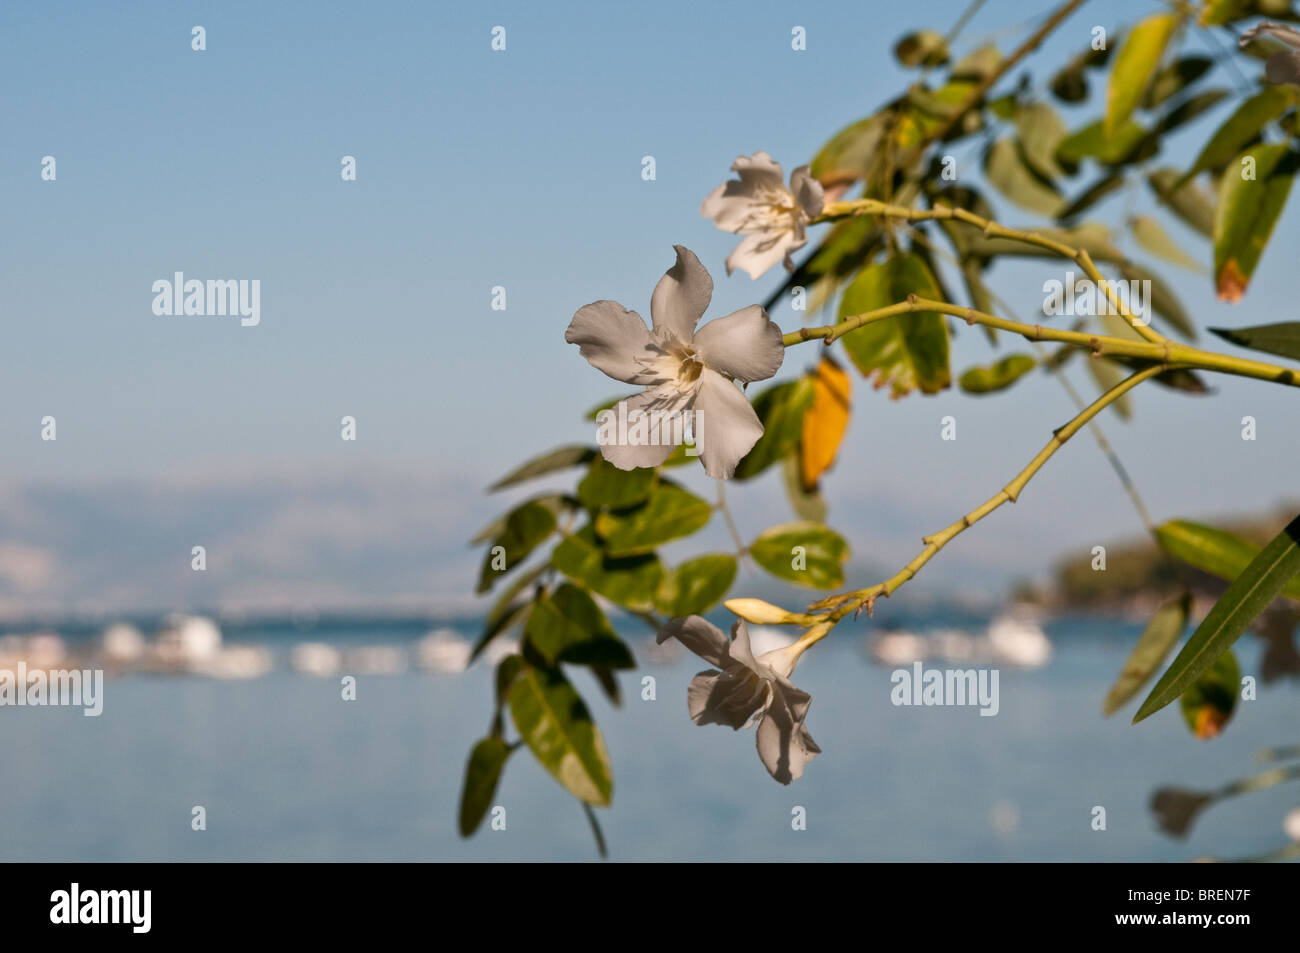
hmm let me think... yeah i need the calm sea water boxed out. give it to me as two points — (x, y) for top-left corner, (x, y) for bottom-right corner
(1, 612), (1297, 862)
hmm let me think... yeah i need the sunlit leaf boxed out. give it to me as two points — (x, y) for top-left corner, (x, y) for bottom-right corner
(894, 29), (948, 68)
(458, 737), (512, 836)
(1129, 215), (1202, 271)
(958, 353), (1037, 394)
(1105, 14), (1177, 136)
(733, 378), (815, 481)
(1057, 119), (1150, 166)
(749, 521), (850, 589)
(654, 554), (738, 616)
(576, 457), (657, 510)
(1103, 593), (1190, 715)
(984, 138), (1064, 216)
(1209, 322), (1300, 362)
(1214, 144), (1299, 301)
(1156, 519), (1300, 601)
(800, 356), (851, 490)
(1137, 514), (1300, 723)
(476, 500), (558, 594)
(551, 525), (663, 611)
(490, 445), (596, 492)
(1181, 87), (1293, 183)
(1147, 168), (1215, 237)
(594, 481), (712, 557)
(837, 254), (951, 397)
(524, 583), (635, 669)
(1180, 647), (1240, 739)
(509, 664), (613, 805)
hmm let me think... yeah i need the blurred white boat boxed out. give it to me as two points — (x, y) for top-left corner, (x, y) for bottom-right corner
(416, 629), (472, 674)
(343, 645), (408, 675)
(102, 623), (145, 663)
(191, 645), (272, 680)
(154, 614), (222, 667)
(290, 642), (342, 677)
(987, 613), (1052, 668)
(869, 630), (929, 666)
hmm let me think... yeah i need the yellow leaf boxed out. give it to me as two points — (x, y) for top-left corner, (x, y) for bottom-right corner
(799, 357), (851, 491)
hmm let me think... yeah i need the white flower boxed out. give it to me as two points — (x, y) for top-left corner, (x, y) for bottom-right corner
(658, 615), (820, 785)
(565, 245), (784, 479)
(701, 152), (825, 279)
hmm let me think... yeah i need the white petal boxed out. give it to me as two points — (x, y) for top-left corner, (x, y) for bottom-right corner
(597, 388), (684, 471)
(687, 669), (768, 729)
(701, 182), (765, 232)
(565, 301), (654, 384)
(725, 231), (796, 280)
(755, 685), (821, 784)
(658, 614), (729, 666)
(789, 165), (825, 220)
(650, 245), (712, 342)
(731, 151), (785, 190)
(693, 305), (785, 383)
(692, 369), (764, 479)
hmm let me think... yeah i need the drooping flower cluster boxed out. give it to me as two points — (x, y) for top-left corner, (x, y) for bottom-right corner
(658, 615), (820, 784)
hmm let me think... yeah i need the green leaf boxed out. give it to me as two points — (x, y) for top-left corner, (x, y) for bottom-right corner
(1015, 103), (1067, 181)
(1156, 88), (1230, 135)
(893, 30), (948, 68)
(810, 114), (889, 189)
(654, 554), (738, 616)
(476, 500), (558, 594)
(958, 354), (1037, 395)
(594, 481), (712, 556)
(470, 493), (570, 545)
(1147, 168), (1215, 237)
(1180, 647), (1240, 738)
(551, 525), (663, 611)
(509, 664), (613, 805)
(984, 138), (1064, 216)
(1200, 0), (1252, 27)
(1209, 322), (1300, 362)
(576, 457), (657, 510)
(524, 583), (635, 669)
(1085, 357), (1133, 420)
(1057, 173), (1126, 221)
(781, 455), (828, 523)
(1214, 144), (1299, 302)
(1156, 519), (1300, 601)
(733, 378), (815, 481)
(490, 445), (596, 492)
(1136, 514), (1300, 723)
(1106, 14), (1178, 136)
(1103, 593), (1190, 715)
(1129, 216), (1202, 271)
(749, 521), (850, 589)
(837, 254), (950, 396)
(458, 737), (512, 836)
(1116, 263), (1197, 340)
(1144, 56), (1213, 109)
(1182, 87), (1293, 183)
(1057, 119), (1149, 166)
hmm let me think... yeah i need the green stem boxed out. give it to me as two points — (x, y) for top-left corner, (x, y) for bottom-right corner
(783, 295), (1300, 389)
(800, 363), (1165, 630)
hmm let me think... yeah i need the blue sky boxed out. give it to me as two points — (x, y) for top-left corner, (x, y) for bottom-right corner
(1, 0), (1298, 613)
